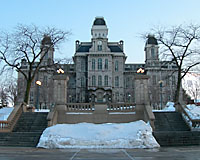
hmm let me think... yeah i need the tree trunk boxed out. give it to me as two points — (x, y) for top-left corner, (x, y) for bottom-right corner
(23, 79), (32, 104)
(174, 70), (182, 104)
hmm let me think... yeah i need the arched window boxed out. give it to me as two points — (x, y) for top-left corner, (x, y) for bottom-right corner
(115, 60), (119, 71)
(98, 58), (102, 70)
(104, 75), (108, 86)
(92, 59), (95, 70)
(105, 59), (108, 70)
(115, 76), (119, 87)
(92, 75), (96, 86)
(98, 75), (102, 86)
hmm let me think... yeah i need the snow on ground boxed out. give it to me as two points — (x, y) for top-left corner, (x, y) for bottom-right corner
(37, 120), (160, 149)
(185, 104), (200, 120)
(34, 109), (50, 112)
(0, 107), (14, 120)
(153, 102), (175, 112)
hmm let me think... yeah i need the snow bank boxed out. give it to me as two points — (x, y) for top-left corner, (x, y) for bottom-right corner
(37, 120), (160, 149)
(0, 107), (14, 120)
(153, 102), (175, 112)
(185, 104), (200, 120)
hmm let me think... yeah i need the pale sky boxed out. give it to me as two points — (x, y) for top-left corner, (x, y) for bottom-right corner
(1, 0), (200, 63)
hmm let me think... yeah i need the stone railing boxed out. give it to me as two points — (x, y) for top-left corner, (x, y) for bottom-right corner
(107, 103), (136, 112)
(0, 103), (24, 132)
(66, 103), (94, 112)
(47, 106), (58, 127)
(178, 103), (200, 130)
(144, 104), (155, 130)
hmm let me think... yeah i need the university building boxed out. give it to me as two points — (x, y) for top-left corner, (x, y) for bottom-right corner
(17, 17), (178, 109)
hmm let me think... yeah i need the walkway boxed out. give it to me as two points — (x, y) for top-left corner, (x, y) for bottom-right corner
(0, 146), (200, 160)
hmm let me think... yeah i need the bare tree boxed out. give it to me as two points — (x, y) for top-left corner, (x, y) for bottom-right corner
(150, 24), (200, 104)
(0, 24), (70, 104)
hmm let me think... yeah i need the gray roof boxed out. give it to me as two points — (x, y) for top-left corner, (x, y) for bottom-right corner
(146, 35), (158, 45)
(77, 45), (92, 52)
(76, 45), (123, 53)
(108, 46), (123, 52)
(93, 18), (106, 25)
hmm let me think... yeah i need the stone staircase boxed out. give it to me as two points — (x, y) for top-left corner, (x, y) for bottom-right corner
(153, 112), (200, 146)
(0, 112), (48, 147)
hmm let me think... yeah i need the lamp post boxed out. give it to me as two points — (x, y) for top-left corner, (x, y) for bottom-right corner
(159, 80), (163, 109)
(35, 80), (42, 110)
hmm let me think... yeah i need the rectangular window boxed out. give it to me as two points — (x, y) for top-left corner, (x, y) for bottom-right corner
(92, 59), (95, 70)
(115, 76), (119, 87)
(172, 75), (176, 86)
(153, 75), (156, 85)
(98, 75), (102, 86)
(81, 77), (84, 87)
(43, 75), (47, 86)
(105, 59), (108, 70)
(81, 60), (85, 71)
(92, 75), (96, 86)
(98, 58), (102, 70)
(104, 75), (108, 86)
(115, 60), (119, 71)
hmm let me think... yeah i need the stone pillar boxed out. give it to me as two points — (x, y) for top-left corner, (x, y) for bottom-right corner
(53, 75), (68, 104)
(134, 75), (149, 105)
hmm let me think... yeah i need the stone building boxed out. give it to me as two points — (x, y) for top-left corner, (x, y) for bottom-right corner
(17, 17), (178, 109)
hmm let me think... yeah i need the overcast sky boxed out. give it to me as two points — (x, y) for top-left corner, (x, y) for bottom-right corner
(1, 0), (200, 63)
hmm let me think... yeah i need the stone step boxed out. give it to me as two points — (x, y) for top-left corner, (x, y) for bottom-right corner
(0, 112), (48, 147)
(153, 131), (200, 146)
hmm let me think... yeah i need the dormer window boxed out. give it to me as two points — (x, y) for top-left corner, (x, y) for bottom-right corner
(97, 41), (102, 51)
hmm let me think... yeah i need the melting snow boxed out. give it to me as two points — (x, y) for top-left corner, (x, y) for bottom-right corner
(37, 120), (160, 149)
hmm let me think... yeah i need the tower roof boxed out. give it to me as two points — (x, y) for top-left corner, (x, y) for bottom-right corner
(93, 17), (106, 25)
(146, 35), (158, 45)
(41, 35), (53, 45)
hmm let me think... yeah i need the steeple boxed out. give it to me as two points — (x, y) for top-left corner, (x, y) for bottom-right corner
(91, 17), (108, 39)
(40, 35), (54, 65)
(144, 34), (159, 67)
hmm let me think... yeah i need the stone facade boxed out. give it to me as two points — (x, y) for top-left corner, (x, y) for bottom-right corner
(17, 17), (178, 109)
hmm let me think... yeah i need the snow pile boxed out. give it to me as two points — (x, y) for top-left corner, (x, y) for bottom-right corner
(153, 102), (175, 112)
(0, 107), (14, 120)
(185, 104), (200, 120)
(37, 120), (160, 149)
(35, 109), (50, 112)
(162, 102), (175, 111)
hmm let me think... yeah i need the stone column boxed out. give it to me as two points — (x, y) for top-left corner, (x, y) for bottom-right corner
(53, 75), (69, 104)
(134, 75), (149, 105)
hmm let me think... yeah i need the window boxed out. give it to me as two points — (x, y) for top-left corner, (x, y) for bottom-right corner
(115, 60), (119, 71)
(126, 77), (130, 88)
(97, 41), (102, 51)
(172, 75), (176, 86)
(92, 75), (96, 86)
(105, 59), (108, 70)
(81, 77), (84, 87)
(43, 75), (47, 86)
(115, 92), (119, 102)
(151, 48), (155, 58)
(81, 60), (84, 71)
(98, 58), (102, 70)
(104, 75), (108, 86)
(115, 76), (119, 87)
(98, 75), (102, 86)
(153, 75), (156, 85)
(92, 59), (95, 70)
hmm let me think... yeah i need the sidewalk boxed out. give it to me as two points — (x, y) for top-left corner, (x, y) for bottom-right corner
(0, 146), (199, 160)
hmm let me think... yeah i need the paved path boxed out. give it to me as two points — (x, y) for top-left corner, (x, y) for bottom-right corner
(0, 146), (200, 160)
